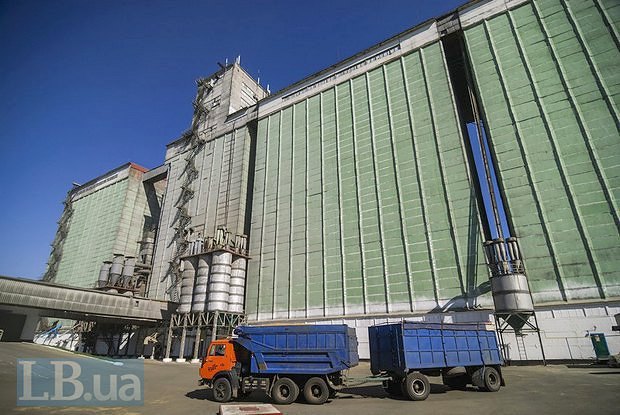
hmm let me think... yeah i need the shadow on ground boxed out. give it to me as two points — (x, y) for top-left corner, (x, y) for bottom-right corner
(185, 389), (273, 404)
(566, 363), (609, 369)
(185, 382), (480, 404)
(185, 382), (458, 405)
(339, 383), (451, 400)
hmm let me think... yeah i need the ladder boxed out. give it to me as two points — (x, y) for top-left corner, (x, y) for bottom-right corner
(515, 333), (528, 361)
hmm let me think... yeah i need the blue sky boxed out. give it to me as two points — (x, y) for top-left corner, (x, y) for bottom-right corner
(0, 0), (467, 279)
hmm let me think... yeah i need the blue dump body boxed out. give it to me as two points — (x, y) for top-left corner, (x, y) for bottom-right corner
(233, 325), (359, 376)
(369, 322), (502, 376)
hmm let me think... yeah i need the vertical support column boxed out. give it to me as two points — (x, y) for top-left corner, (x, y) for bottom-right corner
(532, 312), (547, 366)
(18, 310), (40, 342)
(136, 327), (145, 358)
(176, 314), (188, 363)
(163, 316), (174, 362)
(114, 326), (123, 358)
(191, 323), (202, 363)
(123, 326), (132, 356)
(211, 310), (220, 343)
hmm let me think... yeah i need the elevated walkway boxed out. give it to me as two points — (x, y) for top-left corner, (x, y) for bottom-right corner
(0, 275), (174, 333)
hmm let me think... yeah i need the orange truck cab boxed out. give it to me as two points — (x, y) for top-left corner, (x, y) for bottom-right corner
(199, 339), (236, 382)
(199, 338), (257, 402)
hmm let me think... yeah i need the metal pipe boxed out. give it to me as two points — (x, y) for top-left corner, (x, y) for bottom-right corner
(139, 237), (155, 265)
(467, 83), (503, 239)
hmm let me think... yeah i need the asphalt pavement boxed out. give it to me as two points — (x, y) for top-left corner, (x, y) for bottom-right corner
(1, 342), (618, 415)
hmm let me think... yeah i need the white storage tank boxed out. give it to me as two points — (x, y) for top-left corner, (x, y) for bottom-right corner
(228, 256), (246, 313)
(178, 257), (196, 314)
(207, 251), (232, 312)
(192, 254), (210, 313)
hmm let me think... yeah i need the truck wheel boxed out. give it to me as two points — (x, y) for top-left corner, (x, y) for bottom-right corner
(403, 372), (430, 401)
(272, 378), (299, 405)
(303, 377), (329, 404)
(481, 367), (501, 392)
(212, 377), (232, 403)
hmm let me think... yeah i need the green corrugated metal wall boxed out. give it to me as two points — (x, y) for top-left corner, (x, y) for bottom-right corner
(54, 179), (128, 288)
(247, 41), (490, 319)
(464, 0), (620, 302)
(53, 169), (150, 289)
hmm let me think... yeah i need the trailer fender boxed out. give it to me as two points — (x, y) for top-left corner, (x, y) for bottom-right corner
(325, 373), (345, 391)
(497, 366), (506, 386)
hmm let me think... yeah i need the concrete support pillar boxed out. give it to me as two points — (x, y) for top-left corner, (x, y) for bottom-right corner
(163, 316), (174, 362)
(19, 310), (40, 342)
(211, 311), (219, 343)
(136, 327), (145, 358)
(191, 325), (202, 363)
(176, 315), (188, 363)
(124, 326), (133, 356)
(114, 327), (124, 358)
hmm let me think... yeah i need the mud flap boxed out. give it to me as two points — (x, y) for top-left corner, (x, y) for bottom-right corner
(498, 366), (506, 386)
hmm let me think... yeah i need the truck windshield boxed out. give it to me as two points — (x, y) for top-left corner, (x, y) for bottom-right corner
(209, 344), (226, 356)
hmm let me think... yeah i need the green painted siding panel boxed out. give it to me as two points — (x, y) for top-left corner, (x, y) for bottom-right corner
(54, 179), (128, 288)
(246, 119), (269, 317)
(247, 41), (490, 319)
(464, 0), (620, 302)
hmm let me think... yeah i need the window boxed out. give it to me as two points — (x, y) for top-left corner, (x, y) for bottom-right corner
(209, 344), (226, 356)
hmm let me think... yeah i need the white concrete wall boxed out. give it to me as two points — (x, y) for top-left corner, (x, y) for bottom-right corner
(249, 301), (620, 361)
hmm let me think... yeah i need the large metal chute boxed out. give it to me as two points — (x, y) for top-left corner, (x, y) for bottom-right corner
(439, 28), (545, 362)
(484, 237), (533, 332)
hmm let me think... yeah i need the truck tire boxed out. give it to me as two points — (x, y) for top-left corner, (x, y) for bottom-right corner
(403, 372), (430, 401)
(271, 377), (299, 405)
(212, 377), (232, 403)
(481, 367), (501, 392)
(303, 377), (329, 404)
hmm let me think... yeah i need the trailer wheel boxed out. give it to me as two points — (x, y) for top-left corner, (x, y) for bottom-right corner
(303, 377), (329, 404)
(271, 377), (299, 405)
(480, 367), (501, 392)
(212, 377), (232, 403)
(404, 372), (430, 401)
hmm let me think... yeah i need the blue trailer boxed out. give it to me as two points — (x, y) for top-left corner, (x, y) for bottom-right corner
(369, 321), (505, 400)
(199, 324), (359, 404)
